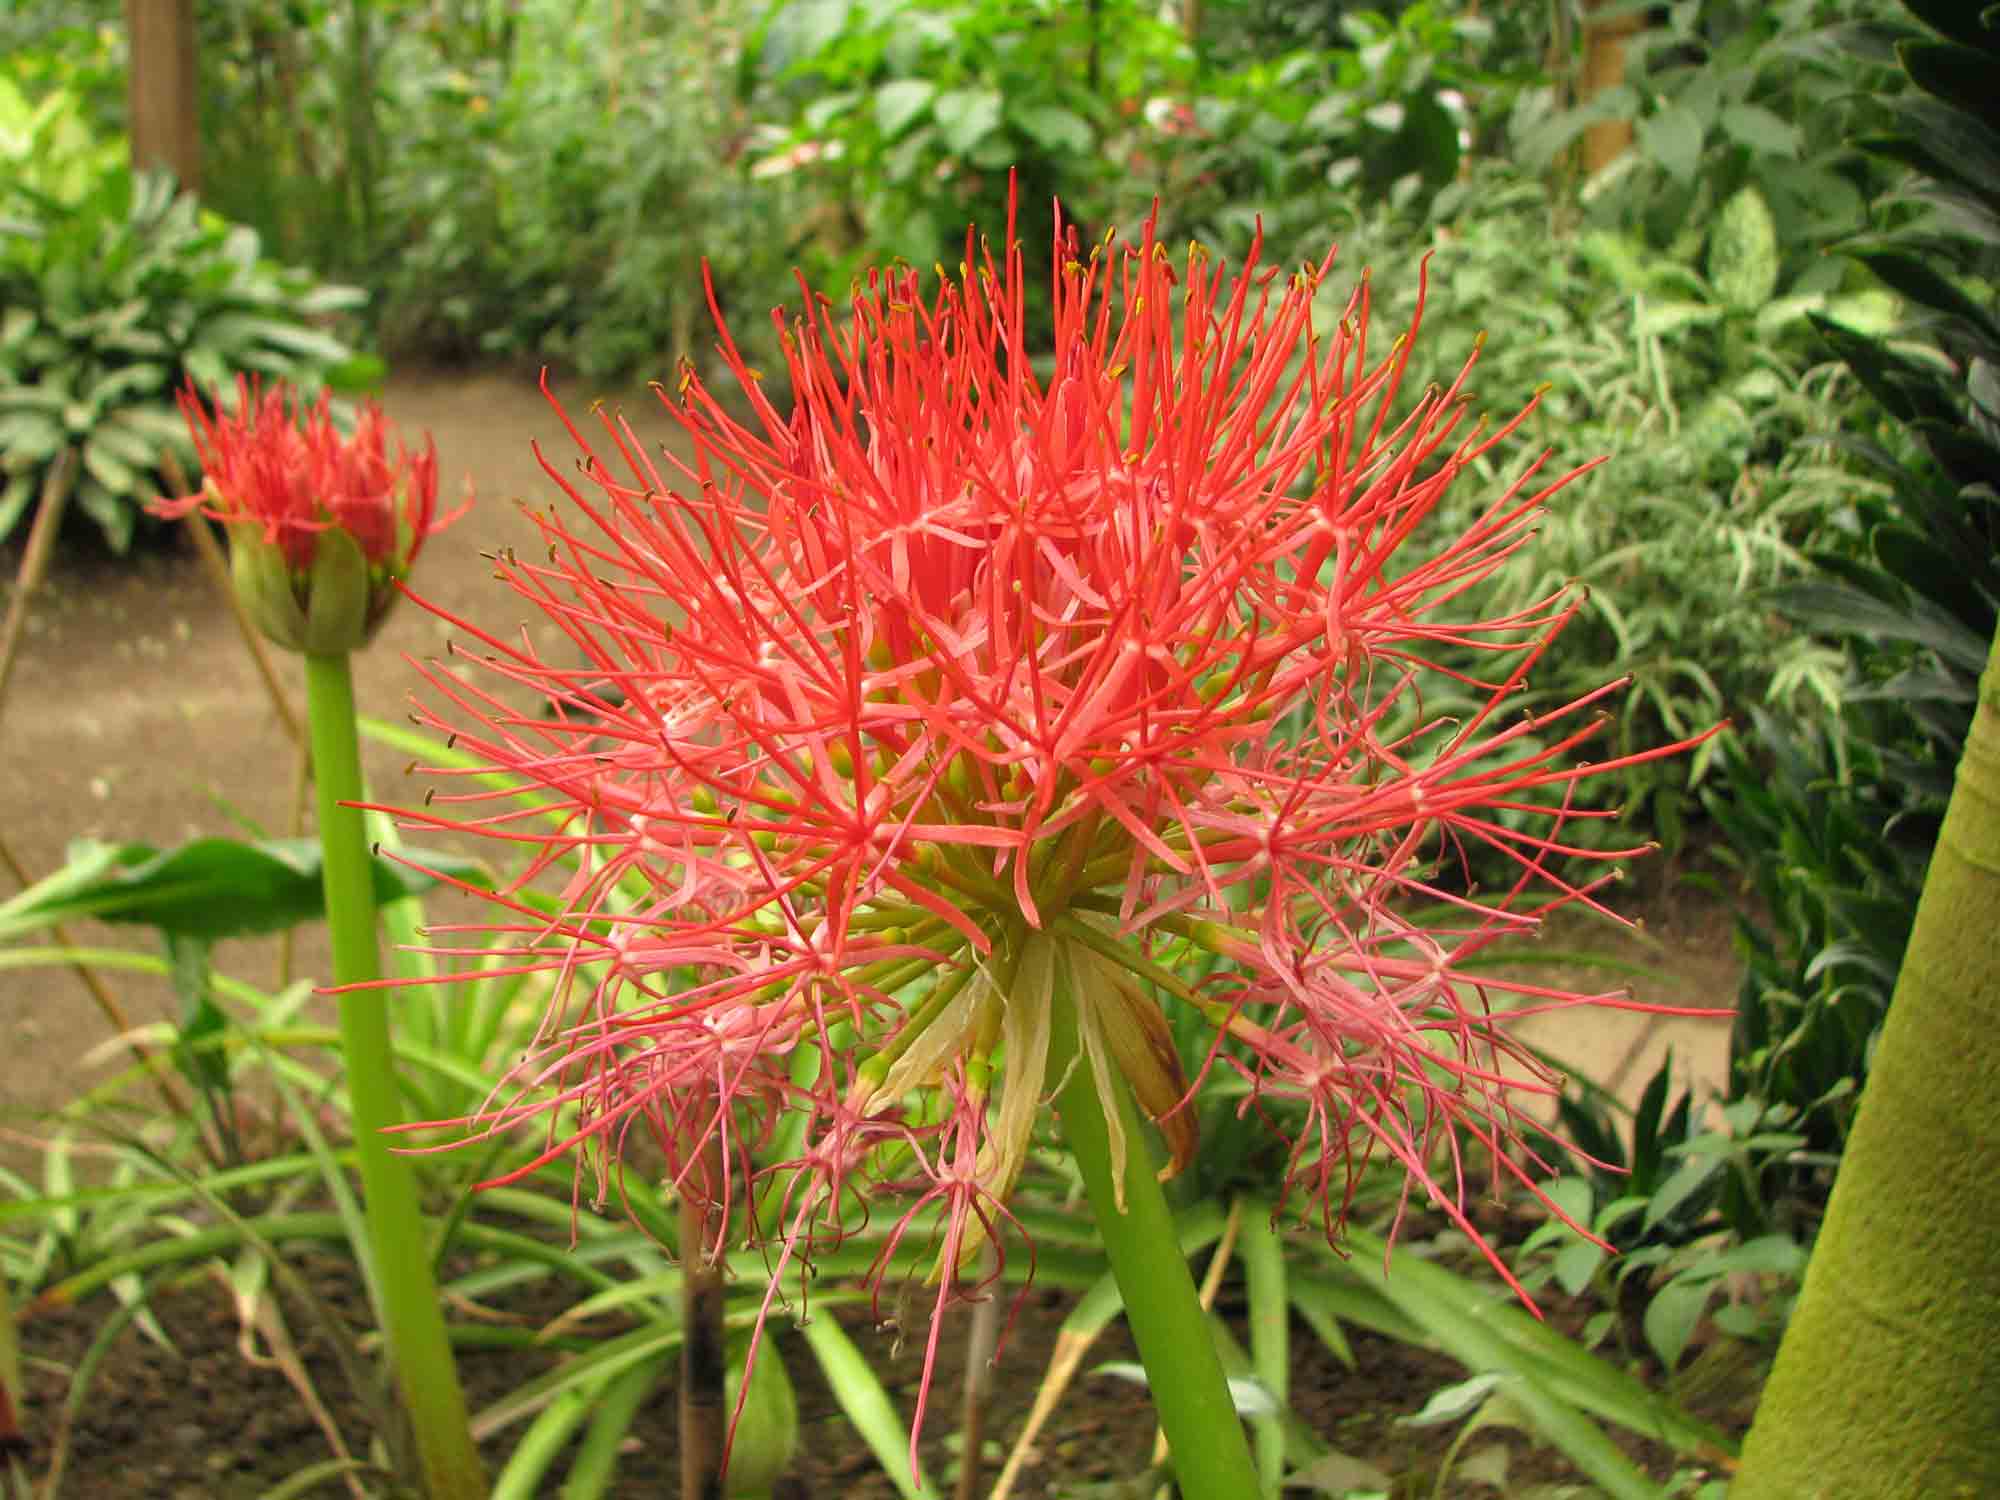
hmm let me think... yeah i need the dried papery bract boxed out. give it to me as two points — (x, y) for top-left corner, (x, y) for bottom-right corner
(383, 192), (1713, 1474)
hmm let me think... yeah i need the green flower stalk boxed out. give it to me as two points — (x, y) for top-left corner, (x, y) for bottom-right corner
(388, 191), (1709, 1492)
(159, 381), (483, 1499)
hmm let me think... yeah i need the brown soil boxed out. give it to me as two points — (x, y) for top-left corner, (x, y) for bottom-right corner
(1, 367), (1756, 1498)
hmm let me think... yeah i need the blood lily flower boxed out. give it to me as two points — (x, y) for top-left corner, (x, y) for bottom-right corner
(390, 199), (1712, 1462)
(157, 378), (459, 653)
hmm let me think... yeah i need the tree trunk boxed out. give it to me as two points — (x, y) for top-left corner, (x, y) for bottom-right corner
(1579, 0), (1641, 174)
(126, 0), (199, 193)
(1731, 626), (2000, 1496)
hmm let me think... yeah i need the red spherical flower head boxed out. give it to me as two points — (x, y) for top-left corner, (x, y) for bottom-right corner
(156, 377), (461, 653)
(385, 191), (1718, 1467)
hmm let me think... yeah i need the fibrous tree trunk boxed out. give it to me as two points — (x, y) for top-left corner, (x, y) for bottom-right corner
(1731, 625), (2000, 1497)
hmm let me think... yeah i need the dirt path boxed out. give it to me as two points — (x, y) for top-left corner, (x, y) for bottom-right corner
(0, 367), (1740, 1140)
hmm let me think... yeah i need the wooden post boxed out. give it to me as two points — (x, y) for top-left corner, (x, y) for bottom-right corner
(126, 0), (200, 193)
(1579, 0), (1643, 175)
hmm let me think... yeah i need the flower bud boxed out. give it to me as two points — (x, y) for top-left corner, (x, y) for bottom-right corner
(154, 378), (462, 655)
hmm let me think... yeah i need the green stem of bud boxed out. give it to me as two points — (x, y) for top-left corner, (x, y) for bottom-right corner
(304, 651), (484, 1500)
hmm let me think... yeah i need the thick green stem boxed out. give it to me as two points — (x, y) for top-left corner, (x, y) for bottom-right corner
(1049, 962), (1258, 1500)
(304, 652), (485, 1500)
(1732, 625), (2000, 1498)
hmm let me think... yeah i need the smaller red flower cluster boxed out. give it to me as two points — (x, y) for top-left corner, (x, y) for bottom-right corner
(163, 378), (446, 570)
(157, 379), (461, 653)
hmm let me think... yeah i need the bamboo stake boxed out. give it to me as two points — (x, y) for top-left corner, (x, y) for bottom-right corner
(952, 1243), (1004, 1500)
(680, 1130), (730, 1500)
(0, 450), (78, 721)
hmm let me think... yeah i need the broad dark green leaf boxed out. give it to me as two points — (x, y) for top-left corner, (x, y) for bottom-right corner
(0, 836), (489, 942)
(1775, 582), (1992, 672)
(1812, 315), (1961, 429)
(1892, 97), (2000, 215)
(1900, 41), (2000, 136)
(1631, 1056), (1674, 1189)
(1872, 522), (1998, 634)
(1902, 0), (2000, 58)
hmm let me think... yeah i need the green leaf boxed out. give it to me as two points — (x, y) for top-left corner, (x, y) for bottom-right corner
(73, 474), (134, 552)
(1818, 289), (1900, 337)
(1642, 1156), (1721, 1232)
(1718, 102), (1801, 159)
(1643, 1276), (1713, 1371)
(114, 402), (197, 449)
(1637, 299), (1724, 338)
(223, 315), (353, 364)
(1705, 1234), (1806, 1278)
(1553, 1239), (1606, 1298)
(166, 933), (230, 1093)
(1709, 186), (1779, 313)
(801, 88), (861, 133)
(874, 78), (935, 138)
(1900, 39), (2000, 123)
(324, 352), (388, 393)
(0, 411), (65, 469)
(0, 473), (34, 540)
(81, 433), (140, 495)
(1776, 582), (1993, 673)
(1872, 522), (1997, 634)
(797, 1315), (942, 1500)
(1901, 0), (2000, 57)
(0, 306), (35, 347)
(183, 345), (230, 391)
(1852, 249), (2000, 345)
(296, 282), (367, 316)
(1401, 1372), (1502, 1427)
(1286, 1450), (1394, 1496)
(1011, 103), (1093, 157)
(0, 836), (489, 943)
(84, 415), (164, 471)
(931, 87), (1002, 156)
(1894, 96), (2000, 216)
(0, 386), (70, 415)
(782, 0), (853, 64)
(1636, 105), (1705, 186)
